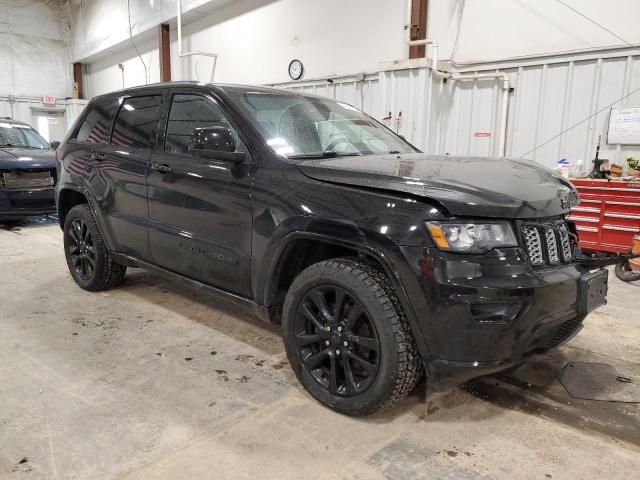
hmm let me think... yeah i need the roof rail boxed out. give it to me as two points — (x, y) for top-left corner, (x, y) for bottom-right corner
(1, 116), (12, 120)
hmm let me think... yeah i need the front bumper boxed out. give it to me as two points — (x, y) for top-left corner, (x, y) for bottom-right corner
(399, 246), (606, 390)
(0, 187), (56, 218)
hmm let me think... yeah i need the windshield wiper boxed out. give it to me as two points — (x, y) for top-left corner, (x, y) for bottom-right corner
(288, 151), (362, 159)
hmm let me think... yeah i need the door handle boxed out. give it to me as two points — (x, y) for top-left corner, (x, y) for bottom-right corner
(90, 151), (105, 161)
(151, 162), (173, 174)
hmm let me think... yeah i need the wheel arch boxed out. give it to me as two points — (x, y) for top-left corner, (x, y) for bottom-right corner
(262, 231), (431, 360)
(57, 186), (89, 229)
(56, 186), (115, 251)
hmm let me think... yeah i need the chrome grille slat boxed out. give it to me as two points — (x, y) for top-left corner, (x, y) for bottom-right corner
(522, 220), (572, 267)
(545, 228), (559, 264)
(558, 223), (573, 262)
(522, 225), (544, 265)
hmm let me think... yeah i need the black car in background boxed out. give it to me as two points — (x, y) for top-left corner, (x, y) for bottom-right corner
(0, 118), (58, 219)
(55, 82), (608, 416)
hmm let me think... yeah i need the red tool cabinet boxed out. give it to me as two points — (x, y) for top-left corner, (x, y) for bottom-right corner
(569, 179), (640, 254)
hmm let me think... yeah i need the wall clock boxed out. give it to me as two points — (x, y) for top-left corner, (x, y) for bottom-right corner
(288, 59), (304, 80)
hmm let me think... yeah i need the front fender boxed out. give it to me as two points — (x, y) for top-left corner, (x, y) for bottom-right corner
(256, 219), (433, 361)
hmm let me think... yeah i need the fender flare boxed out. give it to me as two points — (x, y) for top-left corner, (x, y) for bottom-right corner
(56, 184), (116, 252)
(262, 230), (432, 360)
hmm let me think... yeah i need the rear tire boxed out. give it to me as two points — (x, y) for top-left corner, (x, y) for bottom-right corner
(282, 257), (422, 416)
(63, 204), (126, 291)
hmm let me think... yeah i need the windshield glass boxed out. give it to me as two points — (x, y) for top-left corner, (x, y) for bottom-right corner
(229, 92), (418, 158)
(0, 122), (50, 149)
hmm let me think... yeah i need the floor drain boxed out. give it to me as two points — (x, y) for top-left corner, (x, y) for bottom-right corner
(558, 362), (640, 402)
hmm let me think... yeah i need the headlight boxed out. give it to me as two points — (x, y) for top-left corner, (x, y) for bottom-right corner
(426, 221), (517, 253)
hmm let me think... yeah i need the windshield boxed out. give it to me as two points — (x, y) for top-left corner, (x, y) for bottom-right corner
(0, 122), (50, 149)
(229, 92), (418, 158)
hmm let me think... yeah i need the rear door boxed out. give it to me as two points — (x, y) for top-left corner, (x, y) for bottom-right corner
(146, 91), (253, 297)
(100, 94), (162, 260)
(62, 96), (119, 243)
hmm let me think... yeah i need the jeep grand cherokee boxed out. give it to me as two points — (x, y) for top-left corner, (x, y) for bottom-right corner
(55, 82), (608, 415)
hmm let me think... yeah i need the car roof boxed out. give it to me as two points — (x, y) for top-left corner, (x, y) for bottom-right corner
(93, 81), (325, 101)
(0, 117), (32, 128)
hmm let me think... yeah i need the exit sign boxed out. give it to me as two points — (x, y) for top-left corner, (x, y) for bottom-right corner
(43, 96), (56, 105)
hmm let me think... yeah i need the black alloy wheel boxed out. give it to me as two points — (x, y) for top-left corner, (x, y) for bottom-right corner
(67, 218), (96, 281)
(63, 203), (126, 291)
(295, 285), (380, 397)
(282, 258), (422, 416)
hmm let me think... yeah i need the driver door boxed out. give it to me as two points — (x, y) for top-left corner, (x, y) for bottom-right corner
(146, 91), (253, 297)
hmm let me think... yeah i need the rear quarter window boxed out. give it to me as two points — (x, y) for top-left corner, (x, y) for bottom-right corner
(111, 96), (162, 150)
(75, 98), (118, 144)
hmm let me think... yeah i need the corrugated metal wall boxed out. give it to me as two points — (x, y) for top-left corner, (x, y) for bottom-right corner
(279, 50), (640, 172)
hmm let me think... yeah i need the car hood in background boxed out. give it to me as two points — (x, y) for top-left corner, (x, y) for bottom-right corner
(297, 153), (578, 219)
(0, 147), (56, 170)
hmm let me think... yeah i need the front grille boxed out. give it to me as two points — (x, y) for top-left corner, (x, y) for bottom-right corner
(521, 219), (573, 266)
(1, 169), (55, 189)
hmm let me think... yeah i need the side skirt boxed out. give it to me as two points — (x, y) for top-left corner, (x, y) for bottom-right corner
(111, 252), (271, 323)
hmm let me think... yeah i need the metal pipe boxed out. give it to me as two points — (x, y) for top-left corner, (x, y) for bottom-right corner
(177, 0), (218, 82)
(405, 0), (433, 47)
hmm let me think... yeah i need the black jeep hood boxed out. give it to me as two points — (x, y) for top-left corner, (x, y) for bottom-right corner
(297, 153), (578, 219)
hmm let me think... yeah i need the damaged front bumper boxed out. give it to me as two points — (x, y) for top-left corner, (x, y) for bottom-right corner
(398, 246), (608, 391)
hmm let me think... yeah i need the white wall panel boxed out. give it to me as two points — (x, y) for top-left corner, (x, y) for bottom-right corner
(75, 0), (406, 86)
(0, 0), (71, 98)
(429, 0), (640, 64)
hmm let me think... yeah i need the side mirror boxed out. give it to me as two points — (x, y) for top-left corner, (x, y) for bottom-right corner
(188, 126), (236, 156)
(187, 126), (246, 164)
(50, 140), (60, 149)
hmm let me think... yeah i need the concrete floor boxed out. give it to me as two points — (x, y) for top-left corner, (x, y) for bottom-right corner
(1, 217), (639, 480)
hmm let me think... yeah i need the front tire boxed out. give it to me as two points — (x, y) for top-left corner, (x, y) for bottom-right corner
(63, 204), (126, 291)
(282, 258), (422, 416)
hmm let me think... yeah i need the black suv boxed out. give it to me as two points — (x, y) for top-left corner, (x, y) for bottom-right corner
(56, 82), (607, 416)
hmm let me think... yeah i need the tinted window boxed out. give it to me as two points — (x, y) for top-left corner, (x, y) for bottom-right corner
(111, 96), (161, 149)
(164, 94), (240, 154)
(75, 98), (117, 144)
